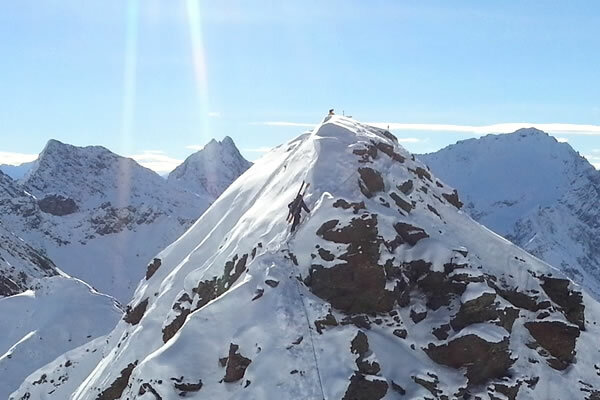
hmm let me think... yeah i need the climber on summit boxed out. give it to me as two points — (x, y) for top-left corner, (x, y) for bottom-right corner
(323, 109), (335, 122)
(287, 182), (310, 233)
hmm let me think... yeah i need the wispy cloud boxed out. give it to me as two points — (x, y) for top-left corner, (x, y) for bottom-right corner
(251, 120), (600, 136)
(368, 122), (600, 136)
(208, 111), (221, 118)
(249, 121), (315, 128)
(129, 150), (182, 175)
(0, 151), (38, 166)
(243, 146), (272, 153)
(396, 138), (421, 143)
(556, 137), (569, 143)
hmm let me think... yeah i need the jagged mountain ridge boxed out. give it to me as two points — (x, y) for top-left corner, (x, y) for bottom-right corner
(13, 117), (600, 400)
(420, 129), (600, 299)
(168, 136), (253, 198)
(0, 139), (208, 302)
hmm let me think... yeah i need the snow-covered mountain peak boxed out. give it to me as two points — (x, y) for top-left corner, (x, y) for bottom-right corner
(168, 136), (251, 198)
(15, 116), (600, 400)
(421, 129), (600, 299)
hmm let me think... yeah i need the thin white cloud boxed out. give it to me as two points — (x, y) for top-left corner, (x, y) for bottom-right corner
(556, 137), (569, 143)
(249, 121), (316, 128)
(208, 111), (221, 118)
(243, 146), (272, 153)
(251, 120), (600, 136)
(0, 151), (38, 166)
(185, 145), (204, 151)
(129, 151), (182, 174)
(396, 138), (421, 143)
(368, 122), (600, 136)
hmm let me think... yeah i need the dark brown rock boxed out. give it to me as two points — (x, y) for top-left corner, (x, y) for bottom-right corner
(540, 276), (585, 330)
(411, 167), (432, 182)
(351, 331), (369, 356)
(391, 381), (406, 395)
(162, 309), (191, 343)
(389, 192), (413, 213)
(410, 308), (427, 323)
(314, 313), (338, 334)
(524, 320), (580, 370)
(342, 373), (388, 400)
(450, 292), (498, 331)
(174, 379), (203, 394)
(497, 307), (520, 332)
(412, 374), (441, 397)
(138, 383), (163, 399)
(358, 167), (385, 198)
(145, 258), (162, 280)
(318, 248), (335, 262)
(38, 194), (78, 216)
(425, 335), (514, 385)
(0, 275), (20, 297)
(392, 222), (429, 247)
(223, 344), (252, 383)
(265, 279), (279, 288)
(124, 298), (149, 326)
(433, 324), (451, 340)
(333, 199), (366, 214)
(398, 180), (413, 195)
(374, 141), (405, 163)
(97, 362), (137, 400)
(442, 190), (463, 209)
(393, 329), (407, 339)
(492, 382), (521, 400)
(308, 263), (395, 314)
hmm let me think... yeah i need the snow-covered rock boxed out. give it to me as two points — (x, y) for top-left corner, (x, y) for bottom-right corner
(0, 140), (215, 302)
(0, 219), (58, 296)
(12, 117), (600, 400)
(168, 136), (252, 198)
(420, 128), (600, 299)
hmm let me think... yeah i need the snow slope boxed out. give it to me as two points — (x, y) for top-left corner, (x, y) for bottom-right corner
(420, 129), (600, 299)
(0, 276), (122, 399)
(0, 201), (121, 398)
(168, 136), (252, 198)
(13, 117), (600, 400)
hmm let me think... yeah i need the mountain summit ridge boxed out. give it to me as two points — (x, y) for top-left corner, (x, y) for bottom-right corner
(13, 116), (600, 400)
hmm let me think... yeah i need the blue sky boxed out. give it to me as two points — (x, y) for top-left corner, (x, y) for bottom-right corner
(1, 1), (599, 172)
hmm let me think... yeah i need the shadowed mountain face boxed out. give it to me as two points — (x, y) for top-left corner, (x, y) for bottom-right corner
(13, 117), (600, 400)
(421, 129), (600, 299)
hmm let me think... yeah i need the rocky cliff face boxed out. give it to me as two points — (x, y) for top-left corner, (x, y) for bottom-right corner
(421, 129), (600, 300)
(12, 118), (600, 400)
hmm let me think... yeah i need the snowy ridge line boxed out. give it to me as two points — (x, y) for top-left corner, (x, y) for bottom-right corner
(11, 116), (600, 400)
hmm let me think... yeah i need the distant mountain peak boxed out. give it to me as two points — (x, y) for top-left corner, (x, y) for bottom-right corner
(168, 136), (251, 198)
